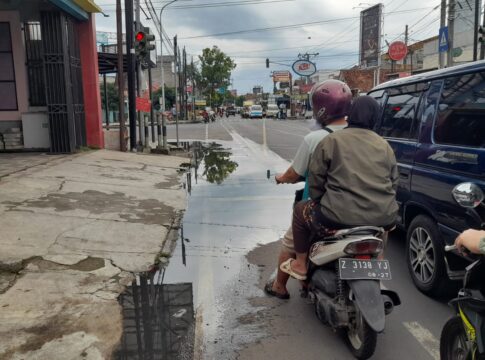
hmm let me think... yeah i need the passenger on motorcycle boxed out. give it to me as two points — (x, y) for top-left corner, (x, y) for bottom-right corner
(455, 229), (485, 255)
(265, 80), (352, 299)
(280, 96), (399, 280)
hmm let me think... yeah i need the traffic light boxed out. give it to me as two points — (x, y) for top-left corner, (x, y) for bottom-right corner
(135, 31), (156, 59)
(479, 26), (485, 43)
(266, 58), (270, 68)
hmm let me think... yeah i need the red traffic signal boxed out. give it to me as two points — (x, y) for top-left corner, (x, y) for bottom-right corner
(135, 31), (145, 42)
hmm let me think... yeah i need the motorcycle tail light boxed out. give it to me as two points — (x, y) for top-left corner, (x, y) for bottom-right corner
(344, 239), (383, 255)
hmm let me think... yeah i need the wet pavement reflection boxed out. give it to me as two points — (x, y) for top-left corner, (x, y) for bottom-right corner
(116, 136), (299, 359)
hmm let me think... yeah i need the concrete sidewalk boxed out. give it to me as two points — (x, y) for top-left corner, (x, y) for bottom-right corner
(0, 150), (187, 359)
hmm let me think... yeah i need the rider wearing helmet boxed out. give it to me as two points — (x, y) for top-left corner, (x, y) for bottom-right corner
(280, 96), (399, 281)
(265, 80), (352, 299)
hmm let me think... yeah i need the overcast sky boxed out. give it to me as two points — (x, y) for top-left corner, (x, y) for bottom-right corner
(95, 0), (443, 93)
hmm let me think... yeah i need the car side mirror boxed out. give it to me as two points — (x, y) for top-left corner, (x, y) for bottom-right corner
(452, 182), (484, 208)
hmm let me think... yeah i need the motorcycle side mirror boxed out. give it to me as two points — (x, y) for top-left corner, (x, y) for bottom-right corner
(452, 182), (484, 208)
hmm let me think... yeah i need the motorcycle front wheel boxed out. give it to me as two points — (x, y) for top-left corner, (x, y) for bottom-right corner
(346, 306), (377, 360)
(440, 316), (475, 360)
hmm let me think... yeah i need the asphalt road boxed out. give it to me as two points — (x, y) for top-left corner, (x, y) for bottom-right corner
(165, 116), (454, 360)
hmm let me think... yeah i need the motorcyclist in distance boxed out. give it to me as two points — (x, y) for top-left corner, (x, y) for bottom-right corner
(265, 80), (352, 299)
(455, 229), (485, 255)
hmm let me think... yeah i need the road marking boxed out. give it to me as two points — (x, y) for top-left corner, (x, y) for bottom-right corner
(205, 123), (209, 141)
(403, 321), (440, 360)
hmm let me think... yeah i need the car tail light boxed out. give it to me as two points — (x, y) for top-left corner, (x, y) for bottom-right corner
(344, 239), (383, 255)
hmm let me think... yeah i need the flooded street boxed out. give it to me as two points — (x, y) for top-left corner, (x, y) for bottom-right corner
(115, 129), (300, 359)
(113, 118), (456, 360)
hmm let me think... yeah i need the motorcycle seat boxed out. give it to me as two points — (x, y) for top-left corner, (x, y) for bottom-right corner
(331, 226), (384, 239)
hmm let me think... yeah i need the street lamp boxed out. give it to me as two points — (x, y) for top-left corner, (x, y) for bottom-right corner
(158, 0), (178, 149)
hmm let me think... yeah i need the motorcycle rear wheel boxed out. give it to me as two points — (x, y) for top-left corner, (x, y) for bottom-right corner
(346, 307), (377, 360)
(440, 316), (475, 360)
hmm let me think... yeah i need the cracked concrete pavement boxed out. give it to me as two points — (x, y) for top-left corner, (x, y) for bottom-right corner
(0, 150), (187, 359)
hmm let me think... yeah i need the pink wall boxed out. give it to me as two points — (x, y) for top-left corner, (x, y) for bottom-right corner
(0, 11), (29, 122)
(78, 14), (104, 148)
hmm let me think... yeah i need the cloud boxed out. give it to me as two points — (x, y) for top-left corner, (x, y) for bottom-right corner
(96, 0), (442, 93)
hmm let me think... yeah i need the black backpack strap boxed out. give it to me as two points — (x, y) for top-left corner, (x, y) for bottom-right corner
(322, 126), (334, 134)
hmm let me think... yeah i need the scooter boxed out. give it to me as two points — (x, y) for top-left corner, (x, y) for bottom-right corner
(440, 182), (485, 360)
(307, 226), (401, 359)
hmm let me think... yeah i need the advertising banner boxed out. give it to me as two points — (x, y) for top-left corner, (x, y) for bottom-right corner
(292, 60), (317, 77)
(273, 70), (291, 83)
(360, 4), (383, 68)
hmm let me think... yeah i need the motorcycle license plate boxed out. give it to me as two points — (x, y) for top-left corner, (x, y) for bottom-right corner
(339, 258), (392, 281)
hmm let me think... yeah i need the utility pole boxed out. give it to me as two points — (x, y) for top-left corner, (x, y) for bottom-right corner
(183, 47), (187, 120)
(481, 3), (485, 59)
(439, 0), (446, 68)
(473, 0), (480, 61)
(116, 0), (126, 152)
(148, 61), (155, 143)
(404, 25), (408, 66)
(174, 36), (179, 147)
(135, 0), (143, 150)
(447, 0), (455, 67)
(124, 0), (136, 151)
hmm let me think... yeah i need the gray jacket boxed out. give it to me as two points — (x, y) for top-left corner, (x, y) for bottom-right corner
(309, 127), (399, 228)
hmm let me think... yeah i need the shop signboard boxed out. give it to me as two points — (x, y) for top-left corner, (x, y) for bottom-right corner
(360, 4), (383, 68)
(273, 70), (291, 83)
(292, 60), (317, 77)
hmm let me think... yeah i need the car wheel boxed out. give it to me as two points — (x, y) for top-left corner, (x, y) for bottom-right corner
(406, 215), (452, 297)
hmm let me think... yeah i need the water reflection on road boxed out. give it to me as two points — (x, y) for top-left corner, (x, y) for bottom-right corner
(115, 134), (298, 359)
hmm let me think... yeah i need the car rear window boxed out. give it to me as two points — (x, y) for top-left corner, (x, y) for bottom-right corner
(434, 72), (485, 148)
(380, 91), (421, 139)
(251, 106), (262, 110)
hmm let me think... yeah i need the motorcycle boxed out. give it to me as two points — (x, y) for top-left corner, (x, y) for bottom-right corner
(306, 226), (400, 359)
(440, 182), (485, 360)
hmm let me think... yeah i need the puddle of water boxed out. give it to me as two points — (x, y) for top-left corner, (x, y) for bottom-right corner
(115, 139), (299, 359)
(113, 269), (195, 360)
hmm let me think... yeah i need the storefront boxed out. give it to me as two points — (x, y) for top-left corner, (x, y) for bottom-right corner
(0, 0), (103, 153)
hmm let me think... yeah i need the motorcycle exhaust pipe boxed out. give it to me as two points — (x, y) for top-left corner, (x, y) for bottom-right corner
(382, 295), (394, 315)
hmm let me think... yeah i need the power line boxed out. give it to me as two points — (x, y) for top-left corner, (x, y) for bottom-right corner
(101, 0), (294, 10)
(179, 7), (438, 39)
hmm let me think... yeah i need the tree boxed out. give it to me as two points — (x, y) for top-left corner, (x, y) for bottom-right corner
(235, 95), (245, 107)
(198, 46), (236, 104)
(100, 82), (119, 111)
(153, 85), (176, 110)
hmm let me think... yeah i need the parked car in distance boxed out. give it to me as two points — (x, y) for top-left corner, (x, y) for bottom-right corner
(249, 105), (263, 119)
(266, 104), (279, 118)
(367, 61), (485, 298)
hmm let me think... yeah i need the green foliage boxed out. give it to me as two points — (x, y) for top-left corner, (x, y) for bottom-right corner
(153, 85), (176, 110)
(235, 96), (245, 107)
(195, 142), (238, 185)
(99, 82), (119, 111)
(198, 46), (236, 102)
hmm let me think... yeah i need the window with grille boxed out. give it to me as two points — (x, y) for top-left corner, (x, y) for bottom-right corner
(0, 22), (18, 111)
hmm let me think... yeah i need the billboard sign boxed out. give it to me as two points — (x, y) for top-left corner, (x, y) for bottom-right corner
(292, 60), (317, 76)
(388, 41), (408, 61)
(273, 70), (291, 83)
(360, 4), (383, 68)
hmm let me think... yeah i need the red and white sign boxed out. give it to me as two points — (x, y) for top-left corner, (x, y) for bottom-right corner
(273, 70), (291, 83)
(186, 85), (193, 93)
(299, 83), (315, 94)
(388, 41), (408, 61)
(136, 97), (151, 112)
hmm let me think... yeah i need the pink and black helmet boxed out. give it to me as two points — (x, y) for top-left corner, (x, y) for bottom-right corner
(310, 79), (352, 125)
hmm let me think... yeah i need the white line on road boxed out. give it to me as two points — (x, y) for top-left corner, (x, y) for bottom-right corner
(205, 123), (209, 141)
(263, 118), (267, 148)
(403, 321), (440, 360)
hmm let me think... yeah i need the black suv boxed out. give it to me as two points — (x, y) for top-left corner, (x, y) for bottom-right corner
(368, 61), (485, 297)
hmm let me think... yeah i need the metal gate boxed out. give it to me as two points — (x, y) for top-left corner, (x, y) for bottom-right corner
(40, 12), (86, 153)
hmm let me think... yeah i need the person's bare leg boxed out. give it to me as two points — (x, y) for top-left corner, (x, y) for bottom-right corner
(272, 250), (294, 294)
(290, 252), (308, 275)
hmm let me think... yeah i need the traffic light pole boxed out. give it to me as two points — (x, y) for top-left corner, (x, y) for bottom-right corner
(174, 36), (179, 147)
(135, 0), (144, 151)
(124, 0), (137, 151)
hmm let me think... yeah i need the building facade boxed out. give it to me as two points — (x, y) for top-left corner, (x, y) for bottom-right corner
(0, 0), (103, 153)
